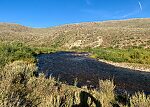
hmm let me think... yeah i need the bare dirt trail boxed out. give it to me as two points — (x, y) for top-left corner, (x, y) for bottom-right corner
(36, 52), (150, 94)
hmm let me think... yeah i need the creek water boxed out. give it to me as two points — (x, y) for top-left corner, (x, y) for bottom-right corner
(36, 51), (150, 94)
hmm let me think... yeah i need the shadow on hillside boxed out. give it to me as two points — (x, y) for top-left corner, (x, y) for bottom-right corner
(36, 51), (150, 94)
(72, 91), (101, 107)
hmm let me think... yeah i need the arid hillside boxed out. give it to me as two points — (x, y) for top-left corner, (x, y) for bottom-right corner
(0, 18), (150, 49)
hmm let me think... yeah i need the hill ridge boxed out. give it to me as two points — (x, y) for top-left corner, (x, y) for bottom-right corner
(0, 18), (150, 49)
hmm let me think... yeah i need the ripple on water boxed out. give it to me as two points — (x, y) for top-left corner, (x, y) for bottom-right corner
(36, 52), (150, 94)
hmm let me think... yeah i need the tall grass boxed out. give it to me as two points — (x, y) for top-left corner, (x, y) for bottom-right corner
(130, 92), (150, 107)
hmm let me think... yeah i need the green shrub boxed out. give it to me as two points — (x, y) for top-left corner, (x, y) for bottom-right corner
(0, 42), (35, 67)
(88, 47), (150, 64)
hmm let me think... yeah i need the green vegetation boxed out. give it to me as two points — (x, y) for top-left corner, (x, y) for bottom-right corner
(0, 43), (35, 67)
(1, 18), (150, 106)
(0, 42), (149, 107)
(0, 42), (56, 67)
(87, 47), (150, 64)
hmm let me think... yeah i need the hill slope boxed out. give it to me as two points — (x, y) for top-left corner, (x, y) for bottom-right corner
(0, 18), (150, 49)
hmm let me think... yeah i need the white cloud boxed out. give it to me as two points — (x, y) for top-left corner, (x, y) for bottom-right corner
(119, 1), (144, 18)
(138, 1), (143, 11)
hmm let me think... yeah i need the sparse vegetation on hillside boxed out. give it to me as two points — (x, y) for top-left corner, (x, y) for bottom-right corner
(0, 18), (150, 49)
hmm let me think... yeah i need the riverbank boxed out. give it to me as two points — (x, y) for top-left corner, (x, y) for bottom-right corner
(98, 59), (150, 72)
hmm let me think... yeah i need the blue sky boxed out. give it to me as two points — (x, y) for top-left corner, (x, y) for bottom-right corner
(0, 0), (149, 27)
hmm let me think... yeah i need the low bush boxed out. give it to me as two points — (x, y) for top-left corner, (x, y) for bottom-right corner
(88, 47), (150, 64)
(0, 61), (149, 107)
(0, 42), (35, 67)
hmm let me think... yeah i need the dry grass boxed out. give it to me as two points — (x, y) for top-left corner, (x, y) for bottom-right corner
(1, 61), (149, 107)
(130, 92), (150, 107)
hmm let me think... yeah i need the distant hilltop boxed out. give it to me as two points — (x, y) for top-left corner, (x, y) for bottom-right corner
(0, 18), (150, 49)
